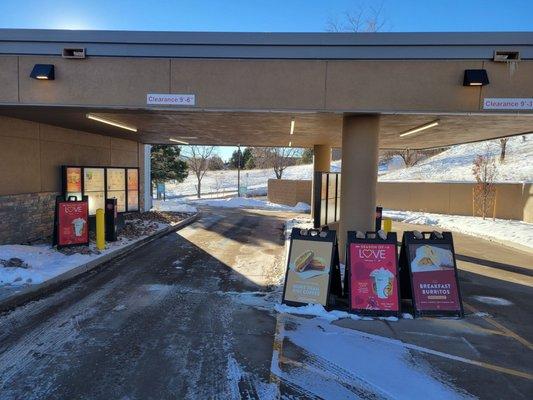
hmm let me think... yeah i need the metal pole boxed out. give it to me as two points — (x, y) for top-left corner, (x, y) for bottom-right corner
(237, 144), (241, 197)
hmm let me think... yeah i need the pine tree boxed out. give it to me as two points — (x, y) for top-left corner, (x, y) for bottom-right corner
(150, 145), (188, 186)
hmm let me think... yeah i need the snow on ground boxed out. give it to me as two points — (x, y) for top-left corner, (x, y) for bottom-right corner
(224, 291), (470, 398)
(154, 197), (311, 213)
(0, 220), (169, 288)
(152, 200), (198, 213)
(383, 209), (533, 250)
(166, 134), (532, 201)
(272, 315), (473, 399)
(380, 134), (533, 183)
(165, 160), (342, 198)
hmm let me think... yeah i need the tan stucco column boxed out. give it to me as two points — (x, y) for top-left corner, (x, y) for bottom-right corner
(338, 115), (380, 258)
(311, 145), (331, 219)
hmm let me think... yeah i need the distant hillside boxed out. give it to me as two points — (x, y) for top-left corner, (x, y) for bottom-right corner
(166, 134), (532, 198)
(379, 134), (533, 183)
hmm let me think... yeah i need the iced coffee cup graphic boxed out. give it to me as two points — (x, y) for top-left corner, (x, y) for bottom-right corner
(72, 218), (86, 237)
(370, 267), (394, 299)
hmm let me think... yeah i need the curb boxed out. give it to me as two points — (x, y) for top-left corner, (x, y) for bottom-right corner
(0, 212), (200, 312)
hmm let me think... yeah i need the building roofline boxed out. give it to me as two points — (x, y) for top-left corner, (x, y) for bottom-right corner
(1, 29), (532, 59)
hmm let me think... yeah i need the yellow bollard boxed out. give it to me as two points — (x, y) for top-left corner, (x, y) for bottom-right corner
(383, 218), (392, 233)
(96, 208), (105, 250)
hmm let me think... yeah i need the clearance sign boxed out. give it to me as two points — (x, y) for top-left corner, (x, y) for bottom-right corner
(483, 98), (533, 110)
(147, 94), (196, 106)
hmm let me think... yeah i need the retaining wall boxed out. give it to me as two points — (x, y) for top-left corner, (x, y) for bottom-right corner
(268, 178), (533, 223)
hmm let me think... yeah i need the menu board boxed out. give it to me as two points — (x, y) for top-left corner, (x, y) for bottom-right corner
(127, 169), (138, 191)
(408, 243), (461, 312)
(84, 168), (105, 192)
(56, 199), (89, 247)
(86, 191), (105, 215)
(127, 169), (139, 211)
(66, 167), (82, 200)
(108, 190), (126, 212)
(282, 228), (336, 307)
(63, 166), (138, 215)
(107, 168), (126, 191)
(128, 191), (139, 211)
(348, 239), (399, 315)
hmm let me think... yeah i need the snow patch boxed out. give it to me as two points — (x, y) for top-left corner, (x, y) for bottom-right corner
(186, 196), (310, 212)
(471, 296), (513, 306)
(152, 200), (198, 213)
(383, 209), (533, 250)
(273, 315), (474, 399)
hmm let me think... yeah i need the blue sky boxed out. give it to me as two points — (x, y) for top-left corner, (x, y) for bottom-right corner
(1, 0), (532, 32)
(1, 0), (531, 159)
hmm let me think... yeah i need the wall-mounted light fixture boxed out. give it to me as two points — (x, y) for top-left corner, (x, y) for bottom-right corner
(30, 64), (55, 80)
(290, 118), (295, 135)
(86, 114), (137, 132)
(288, 141), (292, 147)
(169, 138), (189, 144)
(463, 69), (489, 86)
(399, 120), (439, 138)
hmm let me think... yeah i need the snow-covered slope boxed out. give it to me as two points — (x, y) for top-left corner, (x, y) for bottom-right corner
(166, 134), (532, 198)
(380, 134), (533, 183)
(166, 161), (341, 198)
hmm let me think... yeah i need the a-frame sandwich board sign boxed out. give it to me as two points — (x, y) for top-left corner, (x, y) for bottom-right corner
(282, 228), (337, 308)
(346, 231), (400, 317)
(399, 231), (464, 318)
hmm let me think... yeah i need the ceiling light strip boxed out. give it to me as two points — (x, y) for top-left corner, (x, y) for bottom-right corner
(169, 138), (189, 144)
(399, 120), (439, 137)
(86, 114), (137, 132)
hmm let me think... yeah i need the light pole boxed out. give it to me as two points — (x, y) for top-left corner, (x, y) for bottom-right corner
(237, 144), (241, 197)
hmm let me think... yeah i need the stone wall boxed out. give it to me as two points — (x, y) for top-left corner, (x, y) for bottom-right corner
(0, 192), (58, 244)
(267, 179), (312, 206)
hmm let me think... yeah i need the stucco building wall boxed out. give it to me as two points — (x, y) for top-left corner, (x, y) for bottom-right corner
(0, 115), (142, 244)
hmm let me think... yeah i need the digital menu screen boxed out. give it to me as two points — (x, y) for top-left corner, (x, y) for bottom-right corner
(66, 167), (82, 200)
(84, 168), (105, 192)
(107, 168), (126, 191)
(127, 169), (139, 211)
(86, 191), (105, 215)
(83, 168), (105, 215)
(108, 190), (126, 212)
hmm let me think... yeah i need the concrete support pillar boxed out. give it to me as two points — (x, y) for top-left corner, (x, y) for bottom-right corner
(311, 145), (331, 218)
(139, 144), (152, 212)
(338, 115), (380, 256)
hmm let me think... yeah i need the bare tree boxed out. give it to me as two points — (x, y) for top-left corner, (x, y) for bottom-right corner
(387, 149), (423, 167)
(252, 147), (299, 179)
(472, 148), (498, 219)
(326, 2), (386, 32)
(499, 138), (509, 162)
(186, 146), (215, 198)
(386, 147), (448, 168)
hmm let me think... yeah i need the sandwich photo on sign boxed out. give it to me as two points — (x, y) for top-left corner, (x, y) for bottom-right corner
(282, 229), (335, 307)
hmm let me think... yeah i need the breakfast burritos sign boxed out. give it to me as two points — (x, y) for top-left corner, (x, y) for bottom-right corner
(399, 231), (463, 317)
(282, 228), (337, 307)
